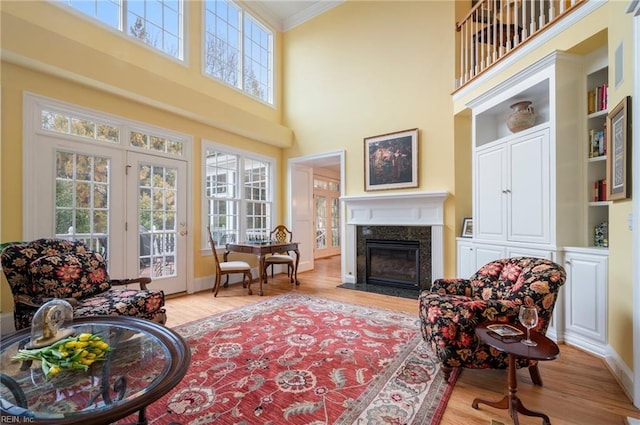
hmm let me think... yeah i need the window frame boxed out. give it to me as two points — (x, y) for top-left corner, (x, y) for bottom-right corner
(201, 140), (276, 252)
(56, 0), (186, 62)
(202, 0), (274, 105)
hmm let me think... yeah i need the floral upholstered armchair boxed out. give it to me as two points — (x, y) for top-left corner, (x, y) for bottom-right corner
(1, 238), (167, 331)
(418, 257), (566, 384)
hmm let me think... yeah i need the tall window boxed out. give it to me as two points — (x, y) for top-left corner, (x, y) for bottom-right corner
(204, 143), (273, 246)
(62, 0), (184, 60)
(203, 0), (273, 104)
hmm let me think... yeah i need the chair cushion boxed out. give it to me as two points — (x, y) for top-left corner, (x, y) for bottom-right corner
(73, 288), (165, 320)
(220, 261), (251, 271)
(29, 252), (111, 300)
(265, 254), (294, 263)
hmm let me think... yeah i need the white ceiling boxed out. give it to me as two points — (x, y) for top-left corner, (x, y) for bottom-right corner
(246, 1), (344, 32)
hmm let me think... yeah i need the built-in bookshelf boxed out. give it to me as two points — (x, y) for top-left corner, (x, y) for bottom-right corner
(585, 49), (609, 248)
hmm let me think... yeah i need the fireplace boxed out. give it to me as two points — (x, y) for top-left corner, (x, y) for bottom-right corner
(366, 239), (420, 288)
(342, 191), (448, 288)
(357, 225), (431, 289)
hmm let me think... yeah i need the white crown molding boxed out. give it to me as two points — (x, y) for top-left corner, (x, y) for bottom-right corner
(246, 1), (344, 32)
(281, 1), (344, 32)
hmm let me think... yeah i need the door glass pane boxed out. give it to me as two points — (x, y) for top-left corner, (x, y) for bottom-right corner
(331, 197), (340, 247)
(138, 163), (178, 278)
(55, 150), (109, 256)
(315, 195), (327, 249)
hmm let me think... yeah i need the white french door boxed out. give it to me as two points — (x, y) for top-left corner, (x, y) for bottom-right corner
(24, 94), (189, 295)
(314, 178), (340, 258)
(125, 152), (187, 295)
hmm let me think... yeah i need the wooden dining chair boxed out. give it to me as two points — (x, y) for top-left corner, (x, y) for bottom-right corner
(207, 227), (253, 296)
(263, 225), (295, 283)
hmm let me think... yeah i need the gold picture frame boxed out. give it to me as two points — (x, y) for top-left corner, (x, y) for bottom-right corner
(606, 96), (632, 201)
(364, 128), (418, 191)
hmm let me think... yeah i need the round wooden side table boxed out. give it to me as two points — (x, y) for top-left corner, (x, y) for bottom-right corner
(472, 321), (560, 425)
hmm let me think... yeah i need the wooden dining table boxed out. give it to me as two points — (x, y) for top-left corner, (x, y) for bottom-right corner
(224, 241), (300, 296)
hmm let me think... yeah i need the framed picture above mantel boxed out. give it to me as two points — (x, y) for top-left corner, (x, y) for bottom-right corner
(606, 96), (631, 201)
(364, 128), (418, 191)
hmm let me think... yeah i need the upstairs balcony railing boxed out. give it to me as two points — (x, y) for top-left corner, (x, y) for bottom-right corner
(456, 0), (587, 89)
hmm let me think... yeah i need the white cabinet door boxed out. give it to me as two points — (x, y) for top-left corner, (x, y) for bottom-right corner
(475, 144), (507, 241)
(508, 129), (551, 244)
(457, 239), (476, 278)
(563, 250), (608, 356)
(475, 244), (505, 269)
(474, 128), (550, 244)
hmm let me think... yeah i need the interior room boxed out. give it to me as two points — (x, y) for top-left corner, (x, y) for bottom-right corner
(1, 0), (640, 424)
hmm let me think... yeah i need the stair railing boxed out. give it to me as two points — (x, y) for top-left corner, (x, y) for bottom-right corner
(456, 0), (587, 89)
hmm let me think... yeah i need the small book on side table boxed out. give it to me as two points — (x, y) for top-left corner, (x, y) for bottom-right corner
(487, 324), (523, 337)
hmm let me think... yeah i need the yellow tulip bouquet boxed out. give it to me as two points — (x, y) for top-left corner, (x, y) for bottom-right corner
(12, 333), (112, 379)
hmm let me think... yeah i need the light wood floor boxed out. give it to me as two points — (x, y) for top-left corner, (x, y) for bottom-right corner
(165, 255), (640, 425)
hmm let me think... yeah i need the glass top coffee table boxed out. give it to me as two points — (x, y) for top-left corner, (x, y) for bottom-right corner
(0, 316), (190, 425)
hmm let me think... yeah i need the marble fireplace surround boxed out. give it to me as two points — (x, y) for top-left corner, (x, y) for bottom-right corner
(341, 191), (449, 285)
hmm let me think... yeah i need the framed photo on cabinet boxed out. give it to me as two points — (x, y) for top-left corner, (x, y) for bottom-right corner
(461, 217), (473, 238)
(364, 128), (418, 191)
(606, 96), (631, 201)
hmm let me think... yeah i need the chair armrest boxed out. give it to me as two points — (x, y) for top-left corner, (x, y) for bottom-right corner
(430, 278), (473, 296)
(15, 295), (78, 308)
(110, 277), (152, 290)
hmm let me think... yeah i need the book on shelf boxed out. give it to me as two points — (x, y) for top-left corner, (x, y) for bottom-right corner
(589, 128), (607, 158)
(587, 83), (609, 114)
(594, 179), (607, 202)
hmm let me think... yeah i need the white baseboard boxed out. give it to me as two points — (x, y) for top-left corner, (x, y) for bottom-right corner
(605, 346), (635, 403)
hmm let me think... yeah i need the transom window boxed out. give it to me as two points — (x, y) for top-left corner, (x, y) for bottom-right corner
(203, 0), (273, 104)
(61, 0), (184, 60)
(42, 109), (119, 143)
(204, 143), (273, 247)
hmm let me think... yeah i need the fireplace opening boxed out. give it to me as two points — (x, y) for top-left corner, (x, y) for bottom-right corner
(366, 239), (420, 289)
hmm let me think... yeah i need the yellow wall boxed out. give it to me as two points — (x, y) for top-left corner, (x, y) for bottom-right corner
(0, 1), (290, 313)
(605, 0), (635, 371)
(282, 0), (461, 275)
(1, 1), (291, 147)
(0, 65), (281, 313)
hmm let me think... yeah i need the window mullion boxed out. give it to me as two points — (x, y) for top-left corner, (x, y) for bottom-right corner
(238, 9), (244, 91)
(121, 0), (127, 32)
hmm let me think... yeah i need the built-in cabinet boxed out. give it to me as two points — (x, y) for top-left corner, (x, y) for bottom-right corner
(459, 50), (610, 350)
(563, 247), (608, 356)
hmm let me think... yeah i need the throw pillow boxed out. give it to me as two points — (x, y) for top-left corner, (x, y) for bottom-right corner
(29, 252), (111, 300)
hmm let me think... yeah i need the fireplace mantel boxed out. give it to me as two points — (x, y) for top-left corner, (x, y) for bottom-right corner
(341, 191), (449, 284)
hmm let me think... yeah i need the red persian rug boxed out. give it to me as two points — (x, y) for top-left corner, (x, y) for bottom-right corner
(118, 294), (459, 425)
